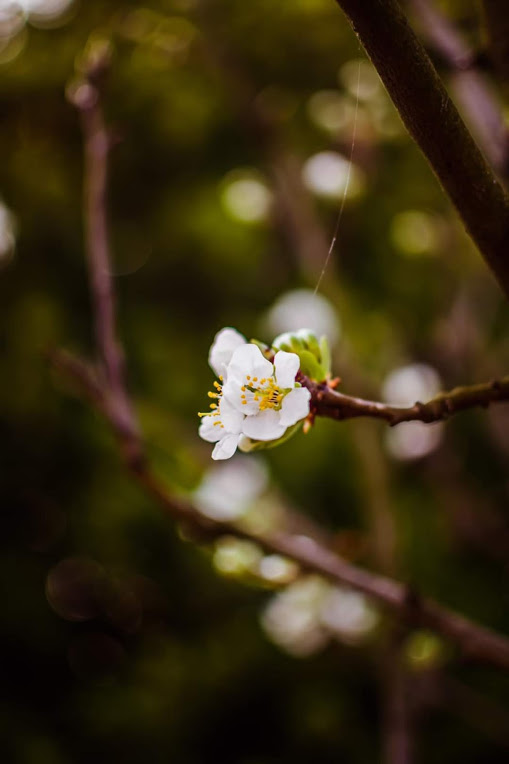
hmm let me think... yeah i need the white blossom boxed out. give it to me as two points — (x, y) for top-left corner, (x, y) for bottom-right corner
(198, 395), (245, 461)
(199, 329), (311, 460)
(223, 344), (310, 442)
(208, 327), (247, 378)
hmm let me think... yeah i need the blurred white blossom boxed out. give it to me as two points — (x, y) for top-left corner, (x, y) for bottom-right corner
(319, 587), (378, 643)
(213, 537), (262, 576)
(257, 554), (299, 585)
(0, 0), (72, 30)
(194, 455), (268, 521)
(261, 576), (330, 657)
(386, 421), (443, 461)
(302, 151), (364, 200)
(382, 363), (443, 460)
(221, 172), (272, 224)
(382, 363), (441, 408)
(264, 289), (340, 345)
(261, 575), (377, 657)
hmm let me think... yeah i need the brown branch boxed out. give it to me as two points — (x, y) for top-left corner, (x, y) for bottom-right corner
(382, 630), (415, 764)
(51, 346), (509, 671)
(351, 422), (414, 764)
(52, 41), (509, 673)
(333, 0), (509, 299)
(67, 44), (141, 460)
(408, 0), (509, 175)
(304, 375), (509, 425)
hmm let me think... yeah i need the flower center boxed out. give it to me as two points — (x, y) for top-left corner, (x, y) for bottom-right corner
(198, 377), (225, 427)
(240, 374), (284, 411)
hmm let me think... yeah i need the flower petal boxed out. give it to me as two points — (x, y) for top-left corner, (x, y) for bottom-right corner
(279, 387), (311, 426)
(212, 433), (241, 460)
(242, 410), (287, 441)
(199, 415), (223, 443)
(222, 377), (260, 414)
(219, 397), (245, 432)
(209, 327), (246, 377)
(274, 351), (300, 389)
(227, 343), (273, 384)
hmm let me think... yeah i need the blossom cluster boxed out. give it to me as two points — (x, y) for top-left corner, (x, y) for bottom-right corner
(199, 328), (311, 460)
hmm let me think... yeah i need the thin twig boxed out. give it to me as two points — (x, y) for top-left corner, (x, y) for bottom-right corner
(333, 0), (509, 299)
(67, 47), (141, 462)
(304, 375), (509, 426)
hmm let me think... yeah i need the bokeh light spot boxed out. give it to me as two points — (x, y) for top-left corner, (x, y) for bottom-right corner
(339, 58), (382, 102)
(386, 421), (443, 461)
(221, 173), (272, 224)
(302, 151), (364, 200)
(391, 210), (442, 257)
(264, 288), (340, 344)
(382, 363), (442, 408)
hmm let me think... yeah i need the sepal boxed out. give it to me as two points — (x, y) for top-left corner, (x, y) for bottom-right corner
(238, 421), (304, 453)
(272, 329), (331, 381)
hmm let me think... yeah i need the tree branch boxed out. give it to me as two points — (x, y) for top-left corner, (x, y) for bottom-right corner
(333, 0), (509, 299)
(67, 45), (141, 462)
(304, 375), (509, 425)
(50, 347), (509, 671)
(52, 42), (509, 673)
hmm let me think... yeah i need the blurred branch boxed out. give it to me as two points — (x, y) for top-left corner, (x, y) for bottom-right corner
(51, 42), (509, 673)
(482, 1), (509, 83)
(382, 631), (415, 764)
(51, 344), (509, 670)
(408, 0), (509, 175)
(67, 43), (142, 466)
(333, 0), (509, 299)
(305, 375), (509, 425)
(351, 422), (415, 763)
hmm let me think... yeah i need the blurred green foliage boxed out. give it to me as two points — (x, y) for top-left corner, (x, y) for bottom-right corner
(1, 0), (509, 762)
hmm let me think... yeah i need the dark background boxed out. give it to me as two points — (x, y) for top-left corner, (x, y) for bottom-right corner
(1, 0), (509, 761)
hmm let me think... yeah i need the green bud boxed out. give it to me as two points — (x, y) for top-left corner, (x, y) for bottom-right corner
(272, 329), (331, 381)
